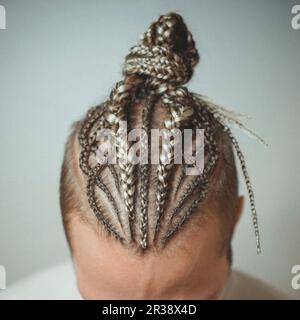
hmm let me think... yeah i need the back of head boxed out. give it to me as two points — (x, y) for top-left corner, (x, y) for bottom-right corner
(60, 12), (260, 256)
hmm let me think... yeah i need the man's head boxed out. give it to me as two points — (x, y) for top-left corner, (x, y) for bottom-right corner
(59, 12), (253, 299)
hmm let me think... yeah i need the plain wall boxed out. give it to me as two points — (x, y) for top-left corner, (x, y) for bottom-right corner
(0, 0), (299, 298)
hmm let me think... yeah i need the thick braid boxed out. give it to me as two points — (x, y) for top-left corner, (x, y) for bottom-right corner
(154, 88), (195, 238)
(139, 95), (155, 249)
(107, 76), (143, 121)
(105, 75), (143, 239)
(155, 105), (176, 234)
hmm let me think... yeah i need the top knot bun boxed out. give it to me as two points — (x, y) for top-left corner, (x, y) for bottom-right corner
(123, 13), (199, 89)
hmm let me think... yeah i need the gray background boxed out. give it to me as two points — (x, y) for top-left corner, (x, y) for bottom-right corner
(0, 0), (299, 299)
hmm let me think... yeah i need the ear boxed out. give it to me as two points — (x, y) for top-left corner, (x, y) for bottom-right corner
(234, 196), (244, 226)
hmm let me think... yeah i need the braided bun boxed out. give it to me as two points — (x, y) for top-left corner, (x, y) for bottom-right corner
(124, 13), (199, 91)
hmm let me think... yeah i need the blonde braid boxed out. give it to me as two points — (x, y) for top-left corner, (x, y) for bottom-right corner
(154, 87), (195, 238)
(139, 95), (156, 249)
(104, 75), (143, 238)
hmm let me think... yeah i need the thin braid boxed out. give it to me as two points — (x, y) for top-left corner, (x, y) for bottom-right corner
(225, 128), (261, 254)
(162, 179), (209, 245)
(79, 105), (105, 176)
(95, 174), (123, 231)
(174, 165), (186, 196)
(88, 118), (123, 229)
(193, 94), (262, 253)
(86, 168), (124, 241)
(108, 165), (119, 189)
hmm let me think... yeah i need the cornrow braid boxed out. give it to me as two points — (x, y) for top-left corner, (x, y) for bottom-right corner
(106, 76), (143, 239)
(170, 102), (219, 220)
(78, 107), (124, 235)
(86, 116), (124, 230)
(154, 88), (195, 240)
(162, 178), (209, 245)
(86, 166), (124, 241)
(95, 174), (123, 232)
(108, 164), (119, 189)
(79, 104), (106, 176)
(139, 94), (156, 249)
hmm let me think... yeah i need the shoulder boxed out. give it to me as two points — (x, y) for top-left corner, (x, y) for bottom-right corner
(221, 269), (291, 300)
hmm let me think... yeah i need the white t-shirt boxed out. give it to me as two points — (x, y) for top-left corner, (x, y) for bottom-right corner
(0, 261), (289, 300)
